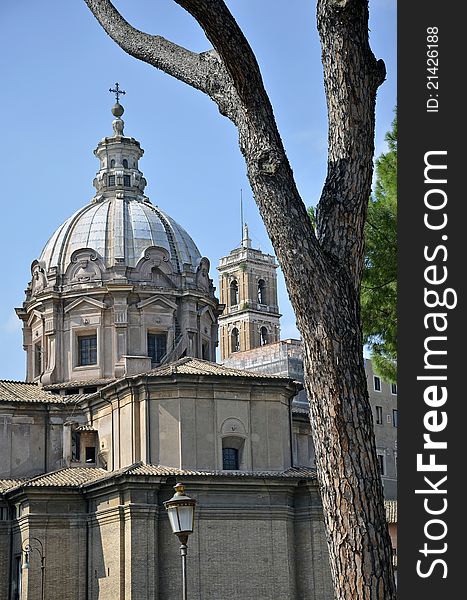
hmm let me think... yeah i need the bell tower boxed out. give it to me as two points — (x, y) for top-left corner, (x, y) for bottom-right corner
(217, 224), (281, 360)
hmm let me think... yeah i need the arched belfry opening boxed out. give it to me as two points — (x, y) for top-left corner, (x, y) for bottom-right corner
(231, 327), (240, 353)
(258, 279), (266, 305)
(230, 279), (239, 306)
(260, 326), (269, 346)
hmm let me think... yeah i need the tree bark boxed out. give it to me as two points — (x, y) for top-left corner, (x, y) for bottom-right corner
(84, 1), (396, 598)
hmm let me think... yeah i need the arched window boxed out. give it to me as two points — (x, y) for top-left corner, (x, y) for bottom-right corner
(260, 326), (269, 346)
(110, 159), (115, 168)
(231, 328), (240, 353)
(258, 279), (266, 304)
(221, 435), (245, 470)
(230, 279), (239, 305)
(123, 159), (128, 168)
(222, 448), (239, 470)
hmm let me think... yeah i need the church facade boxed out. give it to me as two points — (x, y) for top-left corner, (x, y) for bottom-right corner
(0, 100), (333, 600)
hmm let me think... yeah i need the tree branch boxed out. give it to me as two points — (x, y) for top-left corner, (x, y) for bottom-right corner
(83, 0), (343, 336)
(175, 0), (273, 116)
(83, 0), (240, 120)
(316, 0), (386, 286)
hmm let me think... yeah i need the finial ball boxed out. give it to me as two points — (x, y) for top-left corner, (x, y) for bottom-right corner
(112, 102), (124, 118)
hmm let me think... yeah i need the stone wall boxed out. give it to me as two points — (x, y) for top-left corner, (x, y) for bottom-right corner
(4, 477), (333, 600)
(0, 405), (67, 479)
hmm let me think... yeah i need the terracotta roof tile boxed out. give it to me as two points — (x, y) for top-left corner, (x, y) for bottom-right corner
(0, 380), (64, 404)
(385, 500), (397, 523)
(140, 357), (291, 381)
(91, 462), (316, 483)
(0, 478), (28, 493)
(19, 467), (107, 488)
(3, 463), (316, 495)
(43, 378), (115, 390)
(292, 406), (310, 415)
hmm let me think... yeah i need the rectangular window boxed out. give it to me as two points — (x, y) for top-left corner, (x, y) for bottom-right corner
(14, 555), (22, 600)
(34, 343), (42, 378)
(391, 383), (398, 395)
(72, 431), (81, 461)
(85, 446), (96, 463)
(108, 174), (115, 186)
(147, 333), (167, 364)
(78, 335), (97, 366)
(222, 447), (239, 470)
(377, 453), (385, 476)
(375, 406), (383, 425)
(123, 174), (131, 186)
(392, 409), (398, 428)
(373, 376), (381, 392)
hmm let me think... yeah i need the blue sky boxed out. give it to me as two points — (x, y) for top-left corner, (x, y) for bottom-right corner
(0, 0), (396, 381)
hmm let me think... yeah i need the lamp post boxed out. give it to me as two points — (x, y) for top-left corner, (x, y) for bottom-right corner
(21, 537), (45, 600)
(164, 483), (197, 600)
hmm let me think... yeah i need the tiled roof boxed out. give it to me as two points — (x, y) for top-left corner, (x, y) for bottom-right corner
(60, 393), (99, 404)
(75, 424), (97, 432)
(90, 462), (316, 484)
(43, 378), (115, 390)
(2, 463), (316, 495)
(0, 380), (64, 404)
(140, 357), (292, 381)
(0, 479), (27, 493)
(385, 500), (397, 523)
(127, 464), (316, 479)
(292, 406), (310, 415)
(11, 467), (107, 489)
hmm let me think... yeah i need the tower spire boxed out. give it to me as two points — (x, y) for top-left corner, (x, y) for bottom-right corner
(240, 188), (244, 244)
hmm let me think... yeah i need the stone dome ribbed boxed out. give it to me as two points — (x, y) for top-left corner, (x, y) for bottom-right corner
(39, 198), (201, 274)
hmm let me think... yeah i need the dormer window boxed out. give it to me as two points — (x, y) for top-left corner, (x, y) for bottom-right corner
(122, 159), (128, 168)
(108, 175), (115, 186)
(85, 446), (96, 463)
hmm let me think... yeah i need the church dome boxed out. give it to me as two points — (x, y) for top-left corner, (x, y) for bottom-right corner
(38, 99), (201, 276)
(39, 199), (201, 273)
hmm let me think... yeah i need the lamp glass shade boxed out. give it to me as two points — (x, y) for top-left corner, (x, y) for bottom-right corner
(164, 483), (196, 538)
(167, 503), (194, 535)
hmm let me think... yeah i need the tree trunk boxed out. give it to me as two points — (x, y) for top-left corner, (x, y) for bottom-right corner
(84, 1), (396, 597)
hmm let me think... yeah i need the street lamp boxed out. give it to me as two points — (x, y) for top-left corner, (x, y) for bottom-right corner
(164, 483), (197, 600)
(22, 537), (45, 600)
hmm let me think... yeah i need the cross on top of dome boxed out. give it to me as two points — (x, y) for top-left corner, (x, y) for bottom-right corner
(109, 82), (126, 103)
(109, 83), (126, 135)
